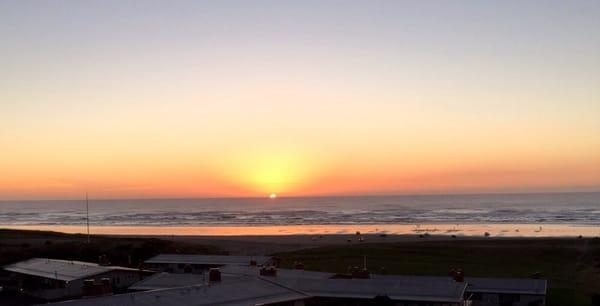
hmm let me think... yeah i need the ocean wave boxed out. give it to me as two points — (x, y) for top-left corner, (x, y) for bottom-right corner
(1, 193), (599, 226)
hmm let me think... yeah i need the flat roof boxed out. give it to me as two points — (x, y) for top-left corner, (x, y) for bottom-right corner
(129, 272), (243, 291)
(145, 254), (272, 266)
(270, 275), (467, 303)
(3, 258), (139, 282)
(42, 277), (308, 306)
(373, 274), (547, 295)
(466, 277), (547, 295)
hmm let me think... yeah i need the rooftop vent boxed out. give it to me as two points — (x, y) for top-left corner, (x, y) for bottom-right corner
(260, 266), (277, 277)
(449, 268), (465, 282)
(98, 254), (110, 266)
(208, 268), (221, 282)
(348, 266), (370, 279)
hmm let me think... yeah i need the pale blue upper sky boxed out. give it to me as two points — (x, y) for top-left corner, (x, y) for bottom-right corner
(2, 1), (599, 115)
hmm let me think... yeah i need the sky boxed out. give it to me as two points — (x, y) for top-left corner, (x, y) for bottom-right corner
(1, 0), (599, 199)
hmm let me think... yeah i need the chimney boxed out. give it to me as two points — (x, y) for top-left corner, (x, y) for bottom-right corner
(98, 254), (110, 266)
(531, 272), (543, 279)
(451, 269), (464, 282)
(260, 266), (277, 277)
(208, 268), (221, 282)
(350, 266), (370, 279)
(271, 257), (281, 267)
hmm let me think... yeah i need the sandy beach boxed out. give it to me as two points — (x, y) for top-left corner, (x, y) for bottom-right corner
(4, 222), (599, 239)
(3, 224), (598, 255)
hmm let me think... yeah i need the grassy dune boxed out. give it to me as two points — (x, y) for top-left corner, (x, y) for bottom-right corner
(0, 229), (223, 267)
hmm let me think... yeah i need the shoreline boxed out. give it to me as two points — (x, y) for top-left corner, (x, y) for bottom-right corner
(2, 227), (597, 257)
(3, 222), (599, 237)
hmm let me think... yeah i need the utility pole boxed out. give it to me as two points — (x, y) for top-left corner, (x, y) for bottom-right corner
(86, 192), (90, 244)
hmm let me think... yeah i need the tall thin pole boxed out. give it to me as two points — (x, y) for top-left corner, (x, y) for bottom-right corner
(86, 192), (90, 244)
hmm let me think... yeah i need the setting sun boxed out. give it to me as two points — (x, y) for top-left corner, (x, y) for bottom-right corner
(269, 193), (277, 199)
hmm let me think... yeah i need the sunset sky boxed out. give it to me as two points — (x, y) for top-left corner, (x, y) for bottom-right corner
(1, 1), (599, 199)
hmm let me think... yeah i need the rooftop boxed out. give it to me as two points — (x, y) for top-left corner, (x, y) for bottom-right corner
(466, 276), (547, 295)
(373, 274), (548, 295)
(145, 254), (272, 266)
(36, 262), (549, 305)
(3, 258), (139, 282)
(42, 276), (308, 306)
(271, 274), (467, 303)
(129, 272), (243, 291)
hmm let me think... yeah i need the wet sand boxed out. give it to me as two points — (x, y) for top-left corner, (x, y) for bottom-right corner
(4, 223), (599, 255)
(4, 223), (600, 238)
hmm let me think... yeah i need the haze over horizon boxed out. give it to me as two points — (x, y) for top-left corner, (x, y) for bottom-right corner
(2, 1), (600, 200)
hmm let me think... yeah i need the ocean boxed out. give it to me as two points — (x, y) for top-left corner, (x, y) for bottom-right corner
(1, 192), (599, 227)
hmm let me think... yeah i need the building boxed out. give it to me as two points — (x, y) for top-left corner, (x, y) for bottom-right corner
(3, 258), (150, 300)
(465, 277), (546, 306)
(374, 274), (547, 306)
(128, 271), (243, 291)
(143, 254), (273, 273)
(41, 267), (470, 306)
(40, 276), (309, 306)
(273, 274), (468, 305)
(35, 254), (547, 306)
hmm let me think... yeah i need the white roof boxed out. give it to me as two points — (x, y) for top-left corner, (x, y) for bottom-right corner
(145, 254), (271, 266)
(373, 274), (547, 295)
(3, 258), (138, 282)
(43, 277), (308, 306)
(129, 272), (243, 291)
(270, 275), (467, 302)
(32, 257), (546, 305)
(466, 277), (547, 295)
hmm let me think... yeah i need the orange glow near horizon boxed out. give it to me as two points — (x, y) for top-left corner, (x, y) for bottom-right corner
(1, 122), (600, 199)
(1, 148), (599, 200)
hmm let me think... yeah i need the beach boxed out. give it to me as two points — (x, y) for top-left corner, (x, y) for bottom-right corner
(3, 222), (600, 239)
(2, 225), (598, 256)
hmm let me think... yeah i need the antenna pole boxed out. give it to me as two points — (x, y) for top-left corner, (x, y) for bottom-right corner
(86, 192), (90, 244)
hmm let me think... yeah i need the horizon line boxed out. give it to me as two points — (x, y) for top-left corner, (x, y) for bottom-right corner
(2, 189), (599, 202)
